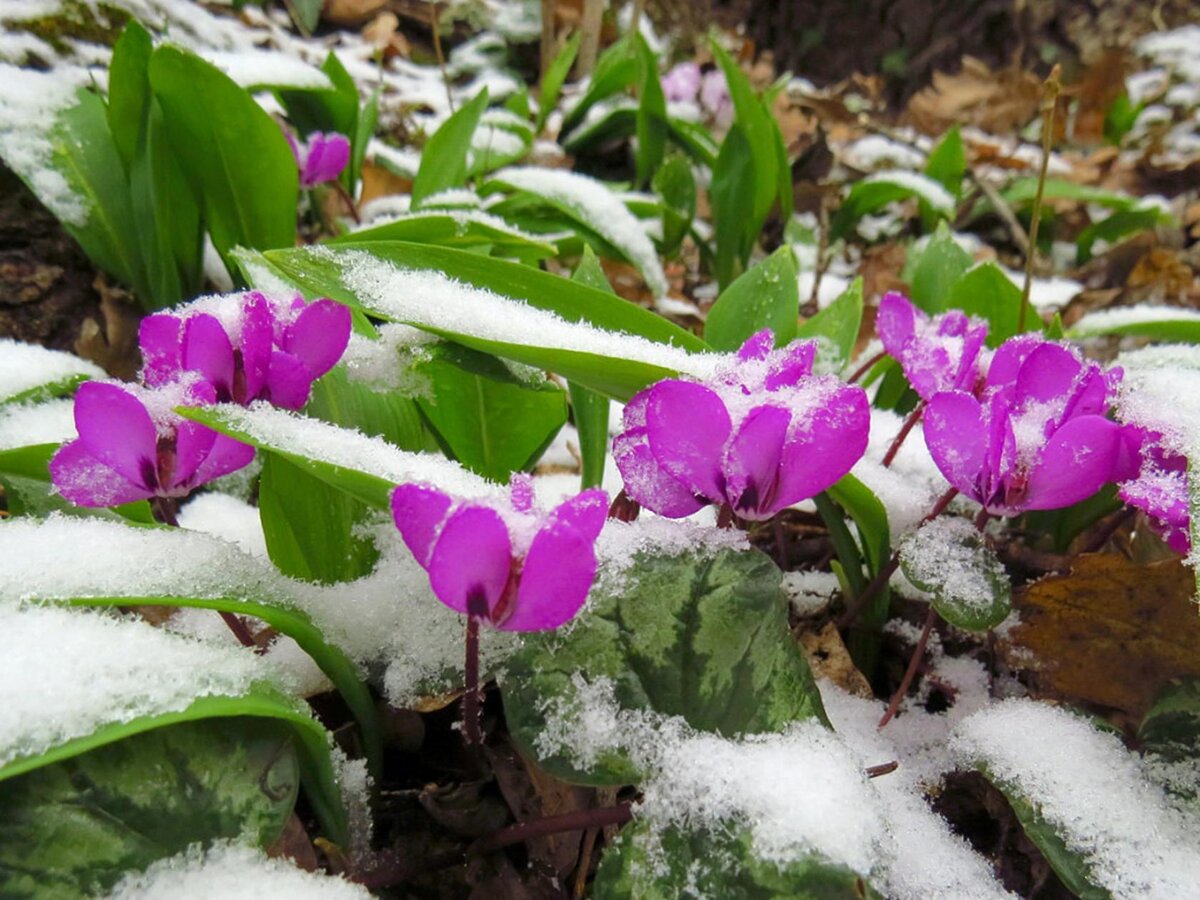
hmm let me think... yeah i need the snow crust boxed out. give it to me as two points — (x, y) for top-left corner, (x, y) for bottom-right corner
(0, 397), (75, 450)
(0, 337), (104, 403)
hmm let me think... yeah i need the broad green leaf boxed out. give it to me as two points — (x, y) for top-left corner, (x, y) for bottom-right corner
(900, 518), (1011, 631)
(332, 210), (556, 259)
(277, 52), (358, 139)
(1140, 678), (1200, 770)
(711, 124), (756, 287)
(0, 684), (348, 848)
(559, 37), (638, 134)
(149, 45), (297, 261)
(1104, 93), (1143, 145)
(466, 109), (533, 178)
(653, 153), (695, 258)
(1000, 177), (1147, 212)
(411, 88), (489, 207)
(593, 820), (878, 900)
(633, 34), (667, 186)
(569, 248), (614, 489)
(924, 126), (966, 197)
(537, 30), (581, 131)
(353, 85), (379, 194)
(944, 262), (1040, 347)
(1067, 307), (1200, 344)
(704, 245), (799, 350)
(259, 451), (380, 584)
(413, 343), (568, 481)
(796, 276), (864, 371)
(305, 364), (434, 452)
(977, 768), (1108, 900)
(0, 375), (91, 410)
(0, 718), (298, 897)
(832, 172), (955, 241)
(286, 0), (322, 34)
(1077, 206), (1170, 263)
(906, 222), (973, 313)
(827, 474), (890, 575)
(1019, 484), (1121, 553)
(503, 549), (828, 785)
(58, 590), (381, 776)
(106, 21), (153, 172)
(667, 115), (719, 169)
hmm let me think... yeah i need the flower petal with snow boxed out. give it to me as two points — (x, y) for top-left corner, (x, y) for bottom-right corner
(140, 291), (351, 409)
(391, 475), (607, 631)
(876, 292), (989, 400)
(50, 380), (254, 507)
(613, 331), (870, 521)
(1117, 426), (1189, 553)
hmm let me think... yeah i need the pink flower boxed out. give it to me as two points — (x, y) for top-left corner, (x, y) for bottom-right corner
(612, 330), (870, 520)
(391, 475), (607, 631)
(661, 62), (702, 103)
(50, 380), (254, 507)
(1117, 426), (1189, 553)
(140, 292), (351, 410)
(877, 292), (989, 400)
(700, 69), (733, 127)
(286, 130), (351, 189)
(923, 336), (1126, 515)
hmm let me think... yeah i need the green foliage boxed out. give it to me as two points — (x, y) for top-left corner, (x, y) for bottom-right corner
(593, 820), (878, 899)
(944, 262), (1040, 347)
(333, 210), (557, 261)
(559, 36), (639, 135)
(796, 276), (865, 372)
(537, 31), (581, 131)
(503, 549), (828, 785)
(0, 442), (153, 524)
(653, 153), (696, 258)
(900, 522), (1011, 631)
(704, 246), (799, 351)
(1103, 93), (1143, 145)
(411, 88), (490, 207)
(905, 222), (973, 313)
(832, 172), (955, 241)
(569, 248), (614, 489)
(924, 126), (966, 197)
(0, 718), (298, 897)
(633, 34), (667, 187)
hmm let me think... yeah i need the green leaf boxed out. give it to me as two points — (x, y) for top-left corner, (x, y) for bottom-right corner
(503, 549), (828, 785)
(594, 819), (878, 900)
(1019, 484), (1121, 553)
(306, 363), (435, 452)
(107, 21), (153, 172)
(710, 124), (756, 287)
(906, 222), (973, 313)
(704, 245), (799, 351)
(0, 443), (153, 524)
(633, 34), (667, 186)
(924, 126), (966, 197)
(1076, 206), (1169, 263)
(1140, 678), (1200, 760)
(832, 172), (955, 241)
(149, 45), (298, 261)
(332, 210), (556, 259)
(559, 37), (639, 135)
(412, 88), (489, 208)
(537, 31), (581, 131)
(0, 684), (348, 848)
(653, 153), (696, 258)
(413, 343), (568, 481)
(0, 374), (91, 409)
(0, 718), (298, 897)
(259, 451), (381, 584)
(944, 262), (1040, 347)
(796, 276), (864, 371)
(569, 248), (614, 489)
(977, 768), (1109, 900)
(1104, 93), (1143, 145)
(285, 0), (322, 34)
(900, 518), (1011, 631)
(1067, 308), (1200, 343)
(1000, 177), (1147, 212)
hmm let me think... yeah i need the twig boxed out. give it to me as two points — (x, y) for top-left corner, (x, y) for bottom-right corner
(467, 804), (634, 857)
(865, 760), (899, 778)
(968, 170), (1030, 257)
(878, 605), (937, 728)
(430, 2), (455, 114)
(806, 199), (832, 316)
(1020, 64), (1062, 332)
(881, 399), (926, 468)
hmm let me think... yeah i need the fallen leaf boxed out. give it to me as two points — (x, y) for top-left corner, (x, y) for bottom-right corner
(323, 0), (388, 27)
(358, 160), (412, 208)
(999, 554), (1200, 729)
(907, 57), (1041, 137)
(798, 621), (873, 699)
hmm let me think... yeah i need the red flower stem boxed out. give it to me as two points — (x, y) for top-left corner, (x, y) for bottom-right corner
(837, 486), (959, 629)
(716, 502), (736, 529)
(467, 803), (634, 857)
(151, 495), (256, 649)
(463, 614), (483, 746)
(330, 178), (361, 225)
(848, 350), (887, 384)
(881, 399), (926, 469)
(878, 605), (938, 728)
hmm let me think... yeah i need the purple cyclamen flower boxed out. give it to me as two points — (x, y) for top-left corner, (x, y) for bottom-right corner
(391, 475), (607, 631)
(877, 292), (990, 401)
(140, 292), (351, 410)
(612, 330), (870, 521)
(700, 69), (733, 127)
(662, 62), (702, 103)
(50, 379), (254, 507)
(923, 336), (1125, 516)
(286, 130), (351, 189)
(1117, 426), (1189, 553)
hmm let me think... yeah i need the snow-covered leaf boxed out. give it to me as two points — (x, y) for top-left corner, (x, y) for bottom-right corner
(901, 517), (1011, 631)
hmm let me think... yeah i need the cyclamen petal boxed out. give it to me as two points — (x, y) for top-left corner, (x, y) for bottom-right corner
(283, 299), (352, 379)
(1115, 427), (1190, 553)
(877, 292), (989, 401)
(429, 506), (513, 618)
(291, 131), (351, 188)
(645, 380), (731, 502)
(73, 381), (158, 487)
(49, 439), (152, 507)
(391, 482), (454, 567)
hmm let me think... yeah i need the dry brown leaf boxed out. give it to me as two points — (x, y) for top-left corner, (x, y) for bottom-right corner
(858, 242), (908, 302)
(74, 273), (140, 379)
(358, 159), (412, 207)
(999, 554), (1200, 728)
(907, 57), (1040, 137)
(362, 11), (411, 59)
(1125, 247), (1193, 301)
(1071, 48), (1131, 145)
(798, 621), (873, 699)
(322, 0), (388, 27)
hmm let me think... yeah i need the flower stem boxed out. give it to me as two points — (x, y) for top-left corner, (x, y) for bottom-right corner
(462, 614), (483, 746)
(1020, 64), (1061, 333)
(716, 503), (736, 529)
(878, 605), (937, 728)
(467, 803), (633, 857)
(881, 399), (926, 468)
(848, 349), (886, 385)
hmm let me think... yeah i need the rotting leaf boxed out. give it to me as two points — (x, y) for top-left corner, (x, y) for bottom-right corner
(999, 555), (1200, 727)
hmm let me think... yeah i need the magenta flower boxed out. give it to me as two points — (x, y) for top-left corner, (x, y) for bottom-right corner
(391, 475), (608, 631)
(1118, 426), (1189, 553)
(286, 131), (351, 189)
(662, 62), (702, 103)
(612, 330), (870, 521)
(877, 292), (990, 401)
(50, 380), (254, 507)
(140, 292), (351, 410)
(922, 337), (1125, 516)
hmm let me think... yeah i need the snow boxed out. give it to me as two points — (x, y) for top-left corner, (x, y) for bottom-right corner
(339, 326), (437, 395)
(860, 171), (956, 214)
(109, 841), (371, 899)
(900, 517), (1002, 613)
(952, 700), (1200, 899)
(842, 135), (927, 171)
(203, 49), (333, 90)
(0, 340), (102, 405)
(1137, 25), (1200, 84)
(782, 570), (841, 616)
(1070, 305), (1200, 336)
(177, 492), (269, 558)
(1115, 344), (1200, 457)
(326, 247), (719, 379)
(0, 397), (75, 450)
(489, 166), (669, 297)
(0, 604), (266, 768)
(852, 408), (949, 537)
